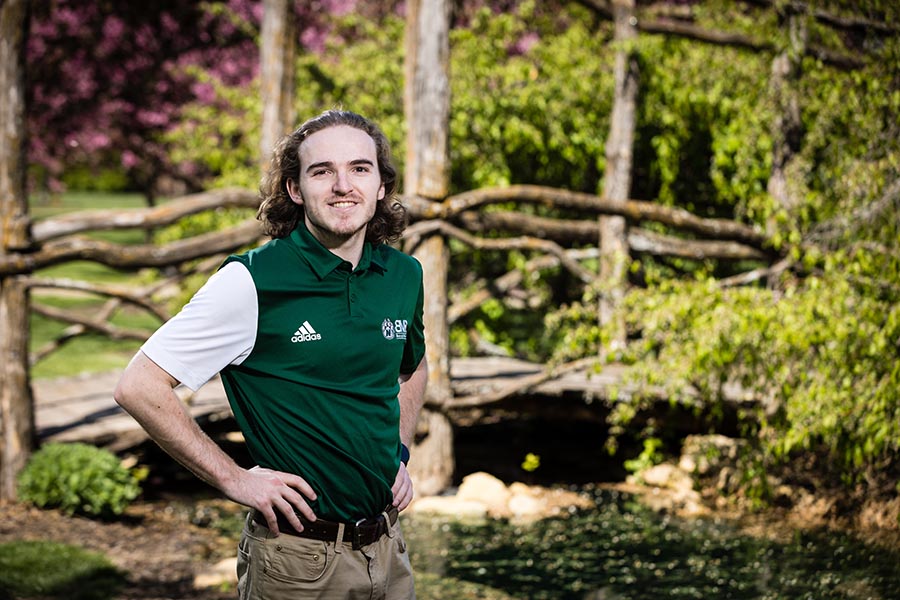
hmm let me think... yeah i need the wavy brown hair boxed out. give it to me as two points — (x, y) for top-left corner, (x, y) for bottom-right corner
(257, 110), (407, 244)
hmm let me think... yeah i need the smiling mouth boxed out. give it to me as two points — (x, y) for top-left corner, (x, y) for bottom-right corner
(330, 200), (357, 208)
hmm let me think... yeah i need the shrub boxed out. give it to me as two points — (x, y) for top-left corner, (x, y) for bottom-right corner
(17, 442), (145, 517)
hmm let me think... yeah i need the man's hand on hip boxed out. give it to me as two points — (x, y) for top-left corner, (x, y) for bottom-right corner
(224, 465), (317, 536)
(392, 462), (414, 511)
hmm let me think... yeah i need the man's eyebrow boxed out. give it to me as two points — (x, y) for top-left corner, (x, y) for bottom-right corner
(305, 158), (375, 173)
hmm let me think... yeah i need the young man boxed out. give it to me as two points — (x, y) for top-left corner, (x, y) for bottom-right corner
(114, 110), (427, 598)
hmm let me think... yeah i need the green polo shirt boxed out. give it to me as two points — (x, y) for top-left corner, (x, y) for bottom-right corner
(219, 220), (425, 522)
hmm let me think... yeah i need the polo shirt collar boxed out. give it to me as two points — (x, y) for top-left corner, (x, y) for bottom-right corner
(289, 219), (386, 278)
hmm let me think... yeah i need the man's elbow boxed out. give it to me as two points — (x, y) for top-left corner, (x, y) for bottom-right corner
(399, 357), (428, 384)
(113, 368), (139, 410)
(114, 352), (170, 410)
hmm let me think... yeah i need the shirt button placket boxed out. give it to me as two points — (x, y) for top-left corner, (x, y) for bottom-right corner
(348, 276), (358, 317)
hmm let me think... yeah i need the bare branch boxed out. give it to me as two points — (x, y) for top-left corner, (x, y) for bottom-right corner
(405, 185), (769, 248)
(24, 276), (169, 321)
(30, 299), (121, 365)
(629, 228), (767, 261)
(808, 179), (900, 245)
(0, 221), (263, 276)
(448, 249), (599, 323)
(441, 357), (602, 409)
(31, 303), (153, 341)
(31, 188), (260, 242)
(638, 17), (864, 69)
(639, 17), (769, 51)
(406, 219), (597, 283)
(717, 257), (793, 287)
(458, 210), (597, 242)
(459, 209), (767, 261)
(741, 0), (900, 36)
(573, 0), (872, 69)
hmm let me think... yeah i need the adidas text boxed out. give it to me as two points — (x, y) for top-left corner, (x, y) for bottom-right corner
(291, 320), (322, 343)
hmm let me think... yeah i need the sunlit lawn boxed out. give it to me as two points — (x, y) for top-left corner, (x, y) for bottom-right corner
(29, 294), (159, 379)
(28, 192), (164, 379)
(0, 540), (126, 600)
(29, 191), (149, 219)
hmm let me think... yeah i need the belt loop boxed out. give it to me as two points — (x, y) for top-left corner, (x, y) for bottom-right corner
(334, 522), (345, 553)
(381, 510), (395, 539)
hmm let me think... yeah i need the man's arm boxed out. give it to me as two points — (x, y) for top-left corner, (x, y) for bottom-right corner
(398, 356), (428, 446)
(113, 351), (317, 535)
(391, 356), (428, 510)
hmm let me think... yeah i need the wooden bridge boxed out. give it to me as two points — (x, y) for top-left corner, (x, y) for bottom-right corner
(34, 356), (630, 452)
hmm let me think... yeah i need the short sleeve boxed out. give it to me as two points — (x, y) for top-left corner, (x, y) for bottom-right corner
(141, 261), (257, 391)
(400, 260), (426, 375)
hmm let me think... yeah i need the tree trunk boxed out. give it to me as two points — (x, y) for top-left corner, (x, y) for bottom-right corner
(404, 0), (454, 496)
(767, 10), (806, 235)
(259, 0), (297, 172)
(599, 0), (638, 353)
(0, 0), (34, 501)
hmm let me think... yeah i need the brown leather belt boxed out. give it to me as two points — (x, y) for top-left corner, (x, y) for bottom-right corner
(251, 506), (398, 550)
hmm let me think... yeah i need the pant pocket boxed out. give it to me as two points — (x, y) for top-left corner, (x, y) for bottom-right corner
(260, 536), (337, 596)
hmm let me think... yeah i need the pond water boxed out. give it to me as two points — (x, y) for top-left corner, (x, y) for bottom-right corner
(401, 486), (900, 600)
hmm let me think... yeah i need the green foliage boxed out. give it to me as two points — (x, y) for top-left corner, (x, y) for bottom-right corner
(0, 540), (125, 600)
(635, 34), (772, 216)
(521, 452), (541, 472)
(60, 166), (130, 193)
(449, 3), (612, 192)
(623, 437), (664, 475)
(163, 67), (263, 190)
(17, 443), (146, 518)
(552, 260), (900, 485)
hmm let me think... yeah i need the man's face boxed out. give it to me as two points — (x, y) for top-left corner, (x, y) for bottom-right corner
(290, 125), (385, 247)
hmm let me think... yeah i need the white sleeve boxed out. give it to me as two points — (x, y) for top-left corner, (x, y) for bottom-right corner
(141, 261), (257, 391)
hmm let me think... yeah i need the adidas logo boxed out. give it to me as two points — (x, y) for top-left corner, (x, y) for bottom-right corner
(291, 320), (322, 343)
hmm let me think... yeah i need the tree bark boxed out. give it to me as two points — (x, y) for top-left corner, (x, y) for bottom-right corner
(31, 187), (259, 242)
(0, 221), (262, 276)
(406, 220), (597, 283)
(578, 0), (866, 69)
(259, 0), (296, 171)
(407, 185), (769, 248)
(404, 0), (454, 496)
(0, 0), (33, 501)
(767, 10), (806, 234)
(458, 210), (767, 260)
(599, 0), (639, 352)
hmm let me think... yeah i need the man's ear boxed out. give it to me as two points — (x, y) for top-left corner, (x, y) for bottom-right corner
(286, 179), (303, 205)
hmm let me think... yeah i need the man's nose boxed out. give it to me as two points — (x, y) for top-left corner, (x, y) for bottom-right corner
(333, 171), (352, 194)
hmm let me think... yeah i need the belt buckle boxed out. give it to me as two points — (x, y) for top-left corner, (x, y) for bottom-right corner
(352, 517), (367, 550)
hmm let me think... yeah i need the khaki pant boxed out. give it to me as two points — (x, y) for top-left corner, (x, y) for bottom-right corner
(236, 513), (416, 599)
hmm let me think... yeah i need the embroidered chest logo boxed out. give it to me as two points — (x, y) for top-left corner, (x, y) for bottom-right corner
(291, 320), (322, 343)
(382, 318), (408, 341)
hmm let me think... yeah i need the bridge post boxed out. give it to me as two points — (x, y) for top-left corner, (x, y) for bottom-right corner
(0, 0), (35, 501)
(599, 0), (639, 353)
(404, 0), (455, 495)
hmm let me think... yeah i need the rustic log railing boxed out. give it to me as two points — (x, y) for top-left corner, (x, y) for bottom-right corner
(10, 182), (776, 374)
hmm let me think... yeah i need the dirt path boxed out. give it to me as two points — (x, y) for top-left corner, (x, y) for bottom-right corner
(0, 498), (238, 600)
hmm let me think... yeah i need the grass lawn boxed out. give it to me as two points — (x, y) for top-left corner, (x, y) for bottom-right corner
(0, 540), (126, 600)
(29, 191), (149, 219)
(28, 192), (166, 380)
(29, 295), (160, 379)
